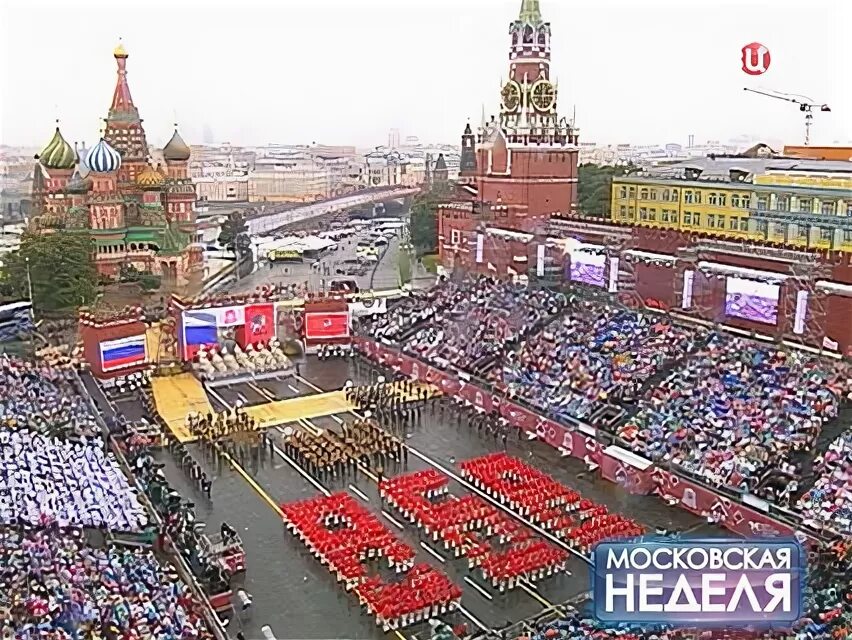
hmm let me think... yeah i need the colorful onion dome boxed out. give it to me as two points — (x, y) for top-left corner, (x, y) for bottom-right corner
(136, 164), (165, 188)
(114, 41), (128, 58)
(37, 126), (76, 170)
(163, 127), (191, 162)
(85, 138), (122, 173)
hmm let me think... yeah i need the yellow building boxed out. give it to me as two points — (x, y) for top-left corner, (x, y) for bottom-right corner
(610, 156), (852, 252)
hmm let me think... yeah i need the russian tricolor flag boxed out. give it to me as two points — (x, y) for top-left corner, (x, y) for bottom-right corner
(181, 311), (219, 360)
(100, 335), (147, 371)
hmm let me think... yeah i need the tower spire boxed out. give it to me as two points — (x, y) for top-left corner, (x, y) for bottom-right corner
(109, 39), (137, 118)
(518, 0), (543, 26)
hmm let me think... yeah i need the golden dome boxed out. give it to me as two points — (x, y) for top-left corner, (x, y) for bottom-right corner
(114, 41), (128, 58)
(163, 127), (191, 162)
(136, 165), (165, 188)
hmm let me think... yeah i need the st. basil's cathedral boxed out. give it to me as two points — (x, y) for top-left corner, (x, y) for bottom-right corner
(29, 42), (201, 285)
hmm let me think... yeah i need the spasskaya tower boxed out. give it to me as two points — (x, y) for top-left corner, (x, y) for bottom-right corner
(439, 0), (579, 272)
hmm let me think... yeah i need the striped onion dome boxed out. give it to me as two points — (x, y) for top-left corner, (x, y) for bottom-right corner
(85, 138), (122, 173)
(37, 126), (76, 170)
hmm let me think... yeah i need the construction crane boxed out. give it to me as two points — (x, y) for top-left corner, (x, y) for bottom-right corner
(743, 88), (831, 146)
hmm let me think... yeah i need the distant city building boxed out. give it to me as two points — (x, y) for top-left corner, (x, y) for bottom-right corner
(27, 43), (200, 284)
(193, 153), (249, 203)
(388, 129), (401, 150)
(610, 145), (852, 252)
(248, 145), (363, 202)
(365, 148), (407, 188)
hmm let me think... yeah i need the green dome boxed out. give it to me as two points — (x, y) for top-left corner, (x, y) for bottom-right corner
(37, 126), (76, 170)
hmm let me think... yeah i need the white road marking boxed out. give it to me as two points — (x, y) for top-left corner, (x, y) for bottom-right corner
(381, 510), (404, 530)
(248, 382), (276, 401)
(463, 576), (493, 601)
(330, 414), (344, 425)
(271, 443), (331, 497)
(205, 386), (232, 411)
(295, 376), (323, 393)
(456, 605), (489, 632)
(287, 385), (300, 394)
(522, 579), (539, 591)
(237, 393), (248, 404)
(349, 485), (370, 502)
(419, 541), (446, 563)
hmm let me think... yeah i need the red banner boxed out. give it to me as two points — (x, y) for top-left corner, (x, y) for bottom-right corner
(305, 312), (350, 341)
(355, 337), (819, 546)
(236, 303), (276, 348)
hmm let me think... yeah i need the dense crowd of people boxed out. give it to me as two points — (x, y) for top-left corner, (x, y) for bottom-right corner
(185, 408), (260, 443)
(282, 418), (405, 480)
(799, 430), (852, 535)
(1, 355), (99, 438)
(2, 527), (216, 640)
(0, 355), (224, 640)
(364, 277), (564, 376)
(493, 305), (697, 421)
(0, 429), (148, 530)
(618, 335), (851, 497)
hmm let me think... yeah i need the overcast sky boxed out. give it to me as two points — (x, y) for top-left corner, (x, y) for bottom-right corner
(1, 0), (849, 150)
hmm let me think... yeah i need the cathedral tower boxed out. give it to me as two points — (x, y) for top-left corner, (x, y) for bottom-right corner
(104, 42), (151, 188)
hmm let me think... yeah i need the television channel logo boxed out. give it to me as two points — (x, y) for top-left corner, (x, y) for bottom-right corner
(742, 42), (771, 75)
(591, 538), (804, 627)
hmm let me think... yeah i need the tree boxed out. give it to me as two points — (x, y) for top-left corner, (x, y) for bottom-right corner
(410, 184), (447, 254)
(0, 231), (99, 313)
(218, 211), (249, 248)
(578, 163), (639, 218)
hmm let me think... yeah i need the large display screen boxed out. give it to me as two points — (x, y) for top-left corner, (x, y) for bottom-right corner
(724, 277), (780, 325)
(570, 251), (607, 288)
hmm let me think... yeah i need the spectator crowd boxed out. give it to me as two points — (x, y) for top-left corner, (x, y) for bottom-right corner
(364, 277), (564, 377)
(0, 356), (218, 640)
(2, 527), (215, 640)
(1, 355), (99, 438)
(618, 335), (851, 498)
(494, 304), (697, 421)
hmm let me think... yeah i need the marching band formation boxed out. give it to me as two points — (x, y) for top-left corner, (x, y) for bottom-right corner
(283, 418), (406, 480)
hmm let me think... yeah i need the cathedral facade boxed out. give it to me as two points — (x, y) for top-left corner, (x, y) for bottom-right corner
(437, 0), (580, 273)
(29, 43), (201, 285)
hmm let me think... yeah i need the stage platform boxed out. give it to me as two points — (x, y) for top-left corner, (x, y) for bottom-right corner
(154, 373), (439, 443)
(243, 381), (438, 430)
(151, 373), (214, 442)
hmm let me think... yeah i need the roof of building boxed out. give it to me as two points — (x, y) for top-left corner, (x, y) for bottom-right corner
(66, 169), (91, 194)
(783, 146), (852, 161)
(37, 127), (76, 170)
(136, 164), (166, 188)
(516, 0), (544, 26)
(163, 128), (191, 162)
(85, 138), (122, 174)
(624, 155), (852, 185)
